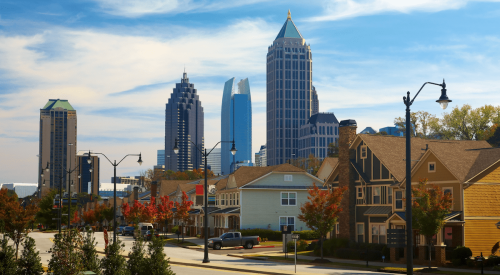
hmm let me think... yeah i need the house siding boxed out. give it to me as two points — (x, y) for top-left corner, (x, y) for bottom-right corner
(412, 154), (456, 182)
(464, 219), (500, 256)
(248, 173), (321, 187)
(471, 162), (500, 183)
(464, 184), (500, 217)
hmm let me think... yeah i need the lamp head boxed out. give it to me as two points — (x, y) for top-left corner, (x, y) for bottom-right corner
(436, 79), (451, 110)
(173, 138), (179, 154)
(89, 168), (93, 173)
(45, 162), (50, 173)
(230, 142), (237, 156)
(87, 150), (92, 164)
(78, 174), (81, 179)
(138, 153), (143, 166)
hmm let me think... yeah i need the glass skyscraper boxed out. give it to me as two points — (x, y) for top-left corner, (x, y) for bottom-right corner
(266, 11), (313, 166)
(221, 77), (252, 175)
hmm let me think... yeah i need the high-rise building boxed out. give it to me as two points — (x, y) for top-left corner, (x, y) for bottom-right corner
(157, 150), (165, 166)
(258, 145), (267, 167)
(312, 86), (319, 115)
(76, 151), (99, 195)
(221, 77), (252, 175)
(266, 10), (313, 166)
(298, 113), (339, 160)
(255, 152), (261, 167)
(207, 148), (221, 176)
(165, 72), (204, 172)
(38, 99), (77, 197)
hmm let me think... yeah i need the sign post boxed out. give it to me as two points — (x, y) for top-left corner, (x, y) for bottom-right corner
(291, 234), (300, 273)
(282, 225), (290, 258)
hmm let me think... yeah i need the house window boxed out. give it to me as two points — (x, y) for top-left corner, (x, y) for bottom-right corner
(361, 146), (367, 159)
(443, 187), (453, 199)
(357, 223), (364, 243)
(281, 192), (297, 206)
(284, 175), (293, 181)
(428, 162), (436, 173)
(388, 187), (393, 204)
(395, 191), (403, 209)
(356, 187), (363, 199)
(221, 194), (225, 205)
(236, 193), (239, 205)
(371, 224), (386, 244)
(280, 216), (295, 231)
(335, 223), (340, 238)
(216, 195), (219, 206)
(373, 187), (381, 204)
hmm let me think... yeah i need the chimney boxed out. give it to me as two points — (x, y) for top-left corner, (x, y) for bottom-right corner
(151, 181), (157, 202)
(338, 119), (357, 241)
(133, 186), (139, 201)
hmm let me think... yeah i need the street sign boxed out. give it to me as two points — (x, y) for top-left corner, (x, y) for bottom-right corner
(281, 226), (291, 234)
(387, 229), (406, 248)
(291, 234), (300, 240)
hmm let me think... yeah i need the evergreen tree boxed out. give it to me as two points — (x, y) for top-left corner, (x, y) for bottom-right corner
(128, 233), (147, 275)
(145, 232), (175, 275)
(101, 239), (129, 275)
(48, 230), (84, 274)
(0, 238), (18, 275)
(81, 227), (101, 275)
(18, 236), (44, 275)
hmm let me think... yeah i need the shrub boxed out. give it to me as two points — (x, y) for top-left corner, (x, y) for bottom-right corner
(307, 241), (317, 251)
(486, 255), (500, 267)
(48, 230), (84, 274)
(0, 238), (18, 275)
(101, 239), (128, 275)
(298, 240), (308, 251)
(240, 229), (282, 241)
(18, 236), (44, 275)
(81, 227), (101, 275)
(172, 226), (179, 233)
(452, 246), (473, 265)
(452, 259), (462, 266)
(128, 233), (147, 275)
(466, 258), (475, 267)
(196, 234), (201, 238)
(144, 235), (174, 275)
(291, 230), (320, 240)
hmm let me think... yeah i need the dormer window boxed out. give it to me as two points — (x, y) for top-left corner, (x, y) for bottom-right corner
(428, 162), (436, 173)
(284, 175), (293, 181)
(361, 145), (367, 159)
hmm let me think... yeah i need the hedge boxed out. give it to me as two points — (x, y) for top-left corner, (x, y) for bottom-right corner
(239, 229), (319, 241)
(312, 237), (389, 261)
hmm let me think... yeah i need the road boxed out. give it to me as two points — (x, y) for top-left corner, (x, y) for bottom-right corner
(19, 231), (390, 275)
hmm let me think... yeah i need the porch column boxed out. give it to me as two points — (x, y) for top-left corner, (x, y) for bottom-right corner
(435, 245), (446, 266)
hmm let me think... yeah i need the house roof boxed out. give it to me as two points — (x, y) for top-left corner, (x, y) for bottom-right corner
(363, 206), (392, 216)
(42, 99), (75, 111)
(356, 134), (495, 183)
(210, 207), (240, 214)
(275, 12), (303, 40)
(159, 180), (193, 197)
(317, 157), (339, 183)
(307, 113), (339, 125)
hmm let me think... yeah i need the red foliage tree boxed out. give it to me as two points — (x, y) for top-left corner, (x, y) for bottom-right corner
(157, 195), (175, 228)
(141, 196), (158, 223)
(82, 209), (97, 225)
(70, 210), (81, 225)
(174, 191), (194, 229)
(298, 183), (346, 259)
(121, 202), (131, 223)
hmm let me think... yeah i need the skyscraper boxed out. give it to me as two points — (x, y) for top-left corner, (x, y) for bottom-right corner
(312, 86), (319, 115)
(266, 10), (313, 166)
(76, 151), (99, 196)
(38, 99), (77, 197)
(206, 148), (221, 175)
(221, 77), (252, 175)
(157, 149), (165, 166)
(165, 72), (204, 172)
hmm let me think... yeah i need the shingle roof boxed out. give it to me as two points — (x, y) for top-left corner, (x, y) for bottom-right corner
(364, 206), (392, 216)
(159, 180), (193, 197)
(223, 163), (305, 190)
(317, 157), (339, 182)
(357, 134), (495, 182)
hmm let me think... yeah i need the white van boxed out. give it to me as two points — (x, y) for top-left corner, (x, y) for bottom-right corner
(136, 222), (153, 239)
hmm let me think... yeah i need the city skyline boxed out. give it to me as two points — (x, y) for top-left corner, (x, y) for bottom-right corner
(2, 1), (500, 182)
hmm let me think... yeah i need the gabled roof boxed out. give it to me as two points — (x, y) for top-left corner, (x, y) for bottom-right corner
(356, 134), (494, 183)
(159, 180), (193, 197)
(307, 113), (339, 125)
(275, 12), (303, 40)
(317, 157), (338, 181)
(42, 99), (75, 111)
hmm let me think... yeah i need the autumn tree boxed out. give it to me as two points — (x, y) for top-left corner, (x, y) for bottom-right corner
(140, 197), (158, 224)
(157, 195), (175, 232)
(174, 191), (194, 241)
(411, 178), (453, 269)
(298, 183), (347, 259)
(82, 209), (97, 226)
(48, 229), (85, 274)
(0, 189), (39, 259)
(71, 211), (81, 226)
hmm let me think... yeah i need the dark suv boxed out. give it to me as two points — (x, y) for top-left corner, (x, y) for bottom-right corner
(122, 226), (135, 236)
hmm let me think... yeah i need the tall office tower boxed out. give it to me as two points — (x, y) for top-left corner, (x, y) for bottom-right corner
(312, 86), (319, 115)
(157, 150), (165, 166)
(38, 99), (77, 197)
(206, 148), (221, 175)
(165, 72), (204, 172)
(298, 113), (339, 160)
(259, 145), (267, 167)
(266, 10), (313, 166)
(255, 152), (261, 167)
(221, 77), (252, 175)
(76, 151), (99, 195)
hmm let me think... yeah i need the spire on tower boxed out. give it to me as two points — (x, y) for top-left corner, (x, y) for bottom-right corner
(287, 10), (291, 20)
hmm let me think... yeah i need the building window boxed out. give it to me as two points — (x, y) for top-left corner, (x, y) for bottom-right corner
(357, 223), (364, 243)
(373, 187), (381, 204)
(281, 192), (297, 206)
(443, 187), (453, 199)
(335, 223), (340, 238)
(236, 193), (239, 205)
(221, 194), (225, 205)
(388, 187), (393, 204)
(371, 224), (386, 244)
(361, 146), (367, 159)
(279, 216), (295, 231)
(428, 162), (436, 173)
(395, 191), (403, 209)
(356, 187), (363, 199)
(284, 175), (293, 181)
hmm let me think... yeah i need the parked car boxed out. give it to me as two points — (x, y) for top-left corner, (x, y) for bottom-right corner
(122, 226), (135, 236)
(117, 225), (126, 234)
(37, 224), (44, 230)
(144, 230), (160, 241)
(136, 223), (153, 239)
(208, 232), (260, 250)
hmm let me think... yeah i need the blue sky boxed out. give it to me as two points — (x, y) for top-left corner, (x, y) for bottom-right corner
(1, 0), (500, 183)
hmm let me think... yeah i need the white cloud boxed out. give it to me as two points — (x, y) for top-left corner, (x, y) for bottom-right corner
(307, 0), (500, 21)
(91, 0), (269, 17)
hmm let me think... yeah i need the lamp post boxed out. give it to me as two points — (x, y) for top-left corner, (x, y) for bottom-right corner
(173, 138), (236, 264)
(403, 79), (451, 275)
(93, 152), (142, 243)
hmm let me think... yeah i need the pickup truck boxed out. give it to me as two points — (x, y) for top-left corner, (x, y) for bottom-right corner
(208, 232), (260, 250)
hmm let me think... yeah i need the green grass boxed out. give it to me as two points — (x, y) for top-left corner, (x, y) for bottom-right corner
(260, 241), (283, 246)
(165, 238), (199, 247)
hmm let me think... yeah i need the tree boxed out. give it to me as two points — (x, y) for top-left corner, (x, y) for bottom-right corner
(127, 232), (147, 275)
(0, 188), (39, 259)
(441, 104), (496, 140)
(48, 229), (85, 274)
(157, 195), (175, 231)
(101, 239), (128, 275)
(327, 142), (339, 157)
(487, 124), (500, 147)
(34, 189), (59, 229)
(71, 210), (81, 226)
(141, 197), (158, 224)
(298, 183), (347, 260)
(174, 191), (193, 241)
(17, 236), (44, 275)
(0, 238), (18, 275)
(411, 178), (453, 269)
(83, 209), (97, 226)
(102, 206), (114, 228)
(81, 227), (101, 275)
(145, 233), (175, 275)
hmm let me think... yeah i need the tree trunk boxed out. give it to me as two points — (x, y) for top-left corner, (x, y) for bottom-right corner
(428, 239), (432, 269)
(320, 235), (324, 260)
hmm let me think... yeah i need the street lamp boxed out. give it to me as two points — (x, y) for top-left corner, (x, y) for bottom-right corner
(93, 152), (142, 243)
(403, 79), (450, 275)
(173, 138), (236, 263)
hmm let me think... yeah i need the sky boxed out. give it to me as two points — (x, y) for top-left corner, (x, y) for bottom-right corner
(1, 0), (500, 183)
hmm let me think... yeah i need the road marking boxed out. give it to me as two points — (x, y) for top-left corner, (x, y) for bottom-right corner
(169, 264), (255, 274)
(49, 238), (54, 243)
